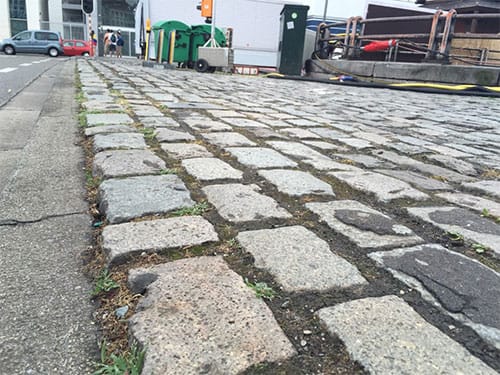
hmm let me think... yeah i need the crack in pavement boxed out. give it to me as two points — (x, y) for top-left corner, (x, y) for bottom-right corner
(0, 211), (88, 226)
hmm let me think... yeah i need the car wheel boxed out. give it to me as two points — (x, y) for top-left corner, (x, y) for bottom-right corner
(195, 58), (209, 73)
(3, 45), (15, 55)
(82, 52), (90, 57)
(48, 47), (59, 57)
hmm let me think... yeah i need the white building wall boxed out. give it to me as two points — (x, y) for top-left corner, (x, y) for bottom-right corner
(48, 0), (64, 34)
(26, 0), (42, 30)
(0, 0), (11, 38)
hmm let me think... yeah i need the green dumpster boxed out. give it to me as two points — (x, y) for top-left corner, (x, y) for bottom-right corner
(189, 25), (227, 64)
(152, 20), (191, 64)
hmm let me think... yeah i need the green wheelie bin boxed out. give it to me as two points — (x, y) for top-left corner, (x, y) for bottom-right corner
(152, 20), (191, 64)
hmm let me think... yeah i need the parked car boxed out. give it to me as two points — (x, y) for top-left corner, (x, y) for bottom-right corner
(0, 30), (64, 57)
(63, 39), (92, 57)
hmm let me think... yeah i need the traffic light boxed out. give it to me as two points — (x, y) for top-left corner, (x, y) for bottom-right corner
(197, 0), (213, 23)
(82, 0), (93, 14)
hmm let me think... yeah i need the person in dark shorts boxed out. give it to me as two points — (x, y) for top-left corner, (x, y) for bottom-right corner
(109, 31), (117, 57)
(116, 31), (124, 58)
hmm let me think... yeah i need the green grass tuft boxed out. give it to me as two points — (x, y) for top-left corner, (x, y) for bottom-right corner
(92, 269), (119, 296)
(93, 341), (146, 375)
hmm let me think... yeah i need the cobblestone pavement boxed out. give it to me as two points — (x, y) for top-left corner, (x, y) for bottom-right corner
(79, 59), (500, 374)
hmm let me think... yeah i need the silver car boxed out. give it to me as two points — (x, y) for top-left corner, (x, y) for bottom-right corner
(0, 30), (64, 57)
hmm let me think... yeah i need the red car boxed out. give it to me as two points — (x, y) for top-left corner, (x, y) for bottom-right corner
(63, 39), (91, 56)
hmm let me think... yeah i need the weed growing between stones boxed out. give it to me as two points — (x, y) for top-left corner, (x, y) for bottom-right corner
(159, 168), (178, 175)
(472, 243), (490, 254)
(245, 279), (277, 300)
(446, 231), (464, 245)
(172, 201), (209, 216)
(92, 269), (120, 296)
(138, 127), (156, 141)
(94, 340), (145, 375)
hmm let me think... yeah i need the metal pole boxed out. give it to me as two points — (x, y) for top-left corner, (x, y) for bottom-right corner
(211, 0), (216, 47)
(323, 0), (328, 22)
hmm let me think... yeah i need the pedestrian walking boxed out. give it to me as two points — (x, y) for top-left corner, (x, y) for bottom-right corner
(103, 29), (111, 56)
(90, 30), (97, 57)
(116, 31), (124, 58)
(109, 31), (117, 57)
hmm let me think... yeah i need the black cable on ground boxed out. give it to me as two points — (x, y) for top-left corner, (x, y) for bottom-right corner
(266, 72), (500, 98)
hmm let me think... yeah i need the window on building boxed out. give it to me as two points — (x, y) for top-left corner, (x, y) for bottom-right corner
(10, 0), (27, 35)
(101, 0), (139, 28)
(63, 9), (84, 23)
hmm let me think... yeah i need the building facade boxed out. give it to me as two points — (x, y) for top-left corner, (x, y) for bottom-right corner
(0, 0), (138, 56)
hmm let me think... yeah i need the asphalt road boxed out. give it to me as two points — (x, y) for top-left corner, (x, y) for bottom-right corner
(0, 54), (67, 107)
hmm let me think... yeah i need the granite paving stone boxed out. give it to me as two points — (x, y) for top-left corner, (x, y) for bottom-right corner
(266, 141), (327, 160)
(98, 175), (194, 224)
(335, 154), (394, 169)
(351, 131), (391, 145)
(155, 128), (195, 142)
(182, 158), (243, 181)
(202, 184), (292, 222)
(131, 105), (164, 117)
(310, 127), (348, 140)
(185, 119), (234, 132)
(102, 216), (219, 265)
(245, 128), (289, 139)
(307, 200), (422, 248)
(86, 113), (133, 127)
(376, 169), (452, 191)
(227, 147), (298, 169)
(462, 180), (500, 199)
(93, 150), (166, 179)
(84, 125), (137, 136)
(286, 118), (319, 127)
(160, 143), (213, 159)
(407, 206), (500, 255)
(237, 226), (367, 292)
(374, 150), (475, 183)
(202, 132), (256, 147)
(258, 169), (334, 196)
(369, 244), (500, 349)
(330, 171), (429, 202)
(317, 295), (496, 375)
(445, 143), (492, 156)
(92, 133), (146, 152)
(303, 140), (348, 151)
(426, 154), (478, 176)
(278, 128), (321, 139)
(81, 101), (123, 112)
(337, 137), (373, 149)
(127, 257), (296, 374)
(207, 109), (246, 118)
(140, 116), (181, 128)
(223, 118), (270, 128)
(436, 192), (500, 217)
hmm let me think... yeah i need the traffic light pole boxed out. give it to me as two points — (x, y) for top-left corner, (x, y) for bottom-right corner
(210, 0), (216, 47)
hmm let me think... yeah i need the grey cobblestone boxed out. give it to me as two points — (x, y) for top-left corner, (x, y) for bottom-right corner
(128, 257), (296, 374)
(317, 295), (496, 375)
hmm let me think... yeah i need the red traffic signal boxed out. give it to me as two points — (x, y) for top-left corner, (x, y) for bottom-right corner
(82, 0), (93, 14)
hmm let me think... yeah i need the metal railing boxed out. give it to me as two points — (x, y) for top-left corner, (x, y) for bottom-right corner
(315, 10), (500, 66)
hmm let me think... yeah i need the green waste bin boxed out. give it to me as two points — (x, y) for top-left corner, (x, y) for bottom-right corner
(190, 25), (227, 64)
(277, 5), (309, 75)
(152, 20), (191, 64)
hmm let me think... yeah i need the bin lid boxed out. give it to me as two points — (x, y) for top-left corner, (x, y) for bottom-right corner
(191, 25), (226, 41)
(152, 20), (191, 32)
